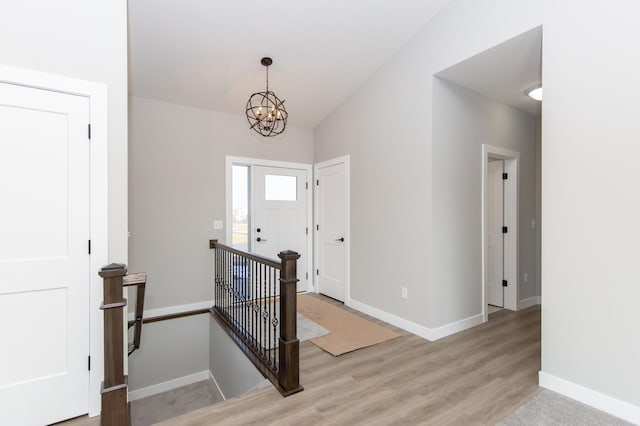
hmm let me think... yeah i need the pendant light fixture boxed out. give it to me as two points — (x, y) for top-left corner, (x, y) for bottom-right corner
(246, 57), (288, 137)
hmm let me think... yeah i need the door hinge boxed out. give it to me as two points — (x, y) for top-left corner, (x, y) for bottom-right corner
(316, 179), (319, 186)
(502, 172), (508, 180)
(502, 226), (508, 234)
(88, 240), (91, 254)
(88, 355), (91, 370)
(316, 269), (319, 276)
(88, 124), (91, 140)
(502, 280), (508, 287)
(316, 224), (319, 231)
(306, 227), (308, 235)
(306, 272), (309, 280)
(306, 181), (308, 189)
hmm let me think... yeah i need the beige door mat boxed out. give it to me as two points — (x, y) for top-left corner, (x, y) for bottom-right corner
(297, 294), (400, 356)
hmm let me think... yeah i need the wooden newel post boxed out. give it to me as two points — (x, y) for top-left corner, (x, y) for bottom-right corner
(277, 250), (303, 395)
(98, 263), (129, 426)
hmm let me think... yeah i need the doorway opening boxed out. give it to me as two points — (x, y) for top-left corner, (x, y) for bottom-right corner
(482, 145), (519, 322)
(226, 156), (312, 292)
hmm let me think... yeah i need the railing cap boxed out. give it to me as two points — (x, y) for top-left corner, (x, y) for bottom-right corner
(99, 263), (128, 278)
(278, 250), (300, 261)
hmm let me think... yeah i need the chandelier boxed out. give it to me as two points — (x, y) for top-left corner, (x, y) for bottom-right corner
(245, 57), (288, 137)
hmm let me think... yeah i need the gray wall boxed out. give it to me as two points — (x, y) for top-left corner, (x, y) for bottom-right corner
(128, 96), (313, 390)
(129, 96), (313, 310)
(535, 116), (542, 298)
(431, 79), (537, 327)
(0, 0), (129, 262)
(540, 0), (640, 407)
(209, 317), (265, 398)
(314, 1), (543, 329)
(315, 0), (640, 410)
(128, 314), (210, 391)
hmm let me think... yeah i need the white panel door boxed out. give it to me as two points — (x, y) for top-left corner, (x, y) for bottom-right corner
(0, 83), (90, 425)
(487, 160), (504, 307)
(253, 166), (308, 292)
(316, 162), (347, 302)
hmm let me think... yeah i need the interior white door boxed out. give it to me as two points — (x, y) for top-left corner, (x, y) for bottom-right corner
(316, 161), (348, 302)
(0, 83), (90, 425)
(253, 166), (308, 292)
(487, 160), (504, 307)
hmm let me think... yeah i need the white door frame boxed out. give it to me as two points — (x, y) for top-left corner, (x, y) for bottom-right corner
(0, 64), (109, 417)
(225, 156), (313, 292)
(482, 144), (519, 322)
(313, 155), (350, 301)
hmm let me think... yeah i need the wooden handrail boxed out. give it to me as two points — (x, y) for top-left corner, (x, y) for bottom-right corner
(210, 239), (303, 396)
(98, 264), (129, 426)
(143, 308), (210, 324)
(123, 272), (147, 355)
(209, 239), (281, 268)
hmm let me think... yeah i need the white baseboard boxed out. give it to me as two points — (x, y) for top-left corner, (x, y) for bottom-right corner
(539, 371), (640, 424)
(429, 313), (484, 341)
(128, 370), (211, 401)
(127, 300), (214, 322)
(208, 370), (226, 401)
(518, 296), (541, 310)
(347, 298), (483, 341)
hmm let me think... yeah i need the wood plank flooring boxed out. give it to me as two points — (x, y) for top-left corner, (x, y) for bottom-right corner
(62, 297), (540, 425)
(161, 296), (540, 425)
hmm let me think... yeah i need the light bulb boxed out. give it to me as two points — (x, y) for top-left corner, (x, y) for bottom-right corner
(527, 87), (543, 101)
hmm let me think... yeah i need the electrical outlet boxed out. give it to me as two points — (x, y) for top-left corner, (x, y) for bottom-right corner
(401, 287), (408, 299)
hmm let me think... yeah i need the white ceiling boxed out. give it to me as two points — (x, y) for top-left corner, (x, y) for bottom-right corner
(128, 0), (452, 128)
(436, 27), (543, 116)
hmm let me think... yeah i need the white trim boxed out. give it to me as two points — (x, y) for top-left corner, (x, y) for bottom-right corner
(313, 155), (351, 301)
(429, 313), (484, 341)
(539, 371), (640, 424)
(347, 298), (483, 341)
(208, 370), (226, 401)
(127, 300), (214, 322)
(518, 296), (541, 310)
(0, 64), (109, 418)
(128, 371), (211, 401)
(482, 144), (520, 323)
(225, 156), (313, 292)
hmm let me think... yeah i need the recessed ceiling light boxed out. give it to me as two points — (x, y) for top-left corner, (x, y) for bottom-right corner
(527, 86), (543, 101)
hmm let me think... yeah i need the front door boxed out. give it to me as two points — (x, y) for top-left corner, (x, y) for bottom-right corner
(0, 83), (90, 425)
(487, 160), (504, 307)
(253, 166), (308, 292)
(315, 159), (348, 302)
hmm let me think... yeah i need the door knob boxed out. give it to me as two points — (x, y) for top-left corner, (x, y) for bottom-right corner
(256, 237), (267, 242)
(335, 237), (345, 242)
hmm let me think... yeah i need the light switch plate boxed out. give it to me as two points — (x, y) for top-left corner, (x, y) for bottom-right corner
(214, 220), (224, 230)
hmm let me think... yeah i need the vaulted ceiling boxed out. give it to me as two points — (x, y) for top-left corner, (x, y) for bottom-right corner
(128, 0), (452, 128)
(129, 1), (542, 128)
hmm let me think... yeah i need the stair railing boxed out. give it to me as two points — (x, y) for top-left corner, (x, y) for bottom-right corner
(209, 239), (303, 396)
(98, 264), (129, 426)
(123, 272), (147, 355)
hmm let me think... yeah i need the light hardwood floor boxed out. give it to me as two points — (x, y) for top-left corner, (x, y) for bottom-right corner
(65, 297), (541, 425)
